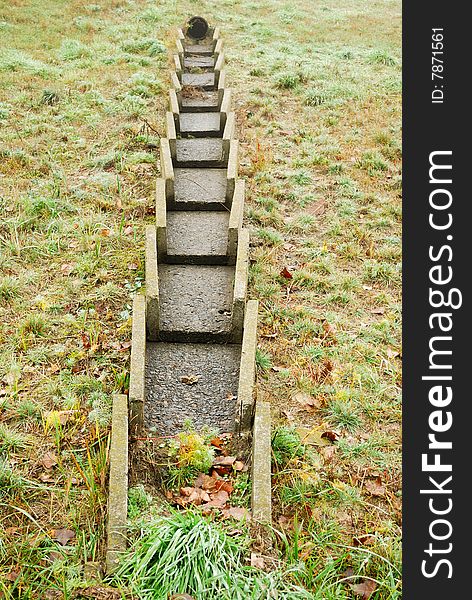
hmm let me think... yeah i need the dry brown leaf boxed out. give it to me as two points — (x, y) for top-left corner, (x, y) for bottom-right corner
(250, 552), (265, 569)
(349, 579), (377, 599)
(364, 478), (386, 497)
(52, 528), (75, 546)
(41, 452), (58, 469)
(222, 506), (250, 521)
(180, 375), (201, 385)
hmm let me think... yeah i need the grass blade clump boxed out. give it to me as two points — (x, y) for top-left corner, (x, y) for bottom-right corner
(112, 510), (312, 600)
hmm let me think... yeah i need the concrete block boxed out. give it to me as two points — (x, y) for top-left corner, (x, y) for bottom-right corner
(169, 89), (180, 115)
(214, 38), (224, 59)
(173, 168), (228, 210)
(236, 299), (258, 431)
(145, 225), (159, 341)
(158, 264), (234, 342)
(155, 178), (167, 261)
(173, 54), (182, 75)
(171, 72), (181, 92)
(179, 112), (221, 137)
(218, 70), (226, 91)
(228, 180), (245, 260)
(215, 52), (225, 85)
(166, 211), (230, 264)
(213, 26), (220, 40)
(180, 90), (220, 113)
(145, 342), (241, 435)
(175, 138), (225, 167)
(166, 112), (177, 158)
(106, 394), (129, 573)
(220, 88), (232, 116)
(251, 401), (272, 523)
(232, 228), (249, 340)
(226, 138), (239, 199)
(160, 138), (174, 200)
(184, 56), (215, 69)
(222, 112), (236, 156)
(182, 72), (215, 90)
(177, 28), (185, 40)
(176, 38), (184, 63)
(129, 294), (146, 433)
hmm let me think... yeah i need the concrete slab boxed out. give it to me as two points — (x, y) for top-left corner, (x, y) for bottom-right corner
(158, 264), (234, 342)
(184, 56), (214, 69)
(166, 211), (230, 263)
(183, 43), (214, 55)
(106, 394), (128, 573)
(251, 401), (272, 523)
(129, 295), (146, 432)
(145, 342), (241, 435)
(236, 299), (258, 431)
(175, 138), (225, 167)
(179, 112), (221, 137)
(181, 90), (220, 112)
(182, 72), (215, 90)
(173, 168), (228, 209)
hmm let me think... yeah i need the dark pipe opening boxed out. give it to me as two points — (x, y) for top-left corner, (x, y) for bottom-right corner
(186, 16), (209, 40)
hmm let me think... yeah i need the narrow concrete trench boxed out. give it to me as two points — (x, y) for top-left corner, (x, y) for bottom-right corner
(107, 22), (271, 570)
(132, 22), (253, 436)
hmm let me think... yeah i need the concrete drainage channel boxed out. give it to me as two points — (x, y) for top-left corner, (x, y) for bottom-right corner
(106, 17), (272, 573)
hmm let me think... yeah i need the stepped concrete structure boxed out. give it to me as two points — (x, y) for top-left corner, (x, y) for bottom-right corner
(106, 18), (271, 573)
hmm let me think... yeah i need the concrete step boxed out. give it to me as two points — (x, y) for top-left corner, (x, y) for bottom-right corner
(182, 72), (216, 90)
(184, 56), (214, 69)
(175, 138), (225, 167)
(158, 264), (234, 342)
(173, 168), (227, 210)
(183, 43), (214, 56)
(166, 211), (230, 264)
(179, 112), (221, 137)
(145, 342), (241, 434)
(181, 90), (220, 112)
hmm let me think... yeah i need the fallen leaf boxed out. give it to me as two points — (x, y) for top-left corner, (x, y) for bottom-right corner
(128, 262), (138, 271)
(293, 392), (321, 411)
(364, 478), (386, 497)
(321, 430), (340, 442)
(280, 266), (293, 279)
(371, 307), (385, 315)
(45, 410), (76, 429)
(222, 506), (250, 521)
(213, 456), (236, 467)
(52, 528), (75, 546)
(100, 228), (112, 237)
(6, 567), (20, 582)
(180, 375), (201, 385)
(210, 437), (224, 449)
(60, 263), (75, 276)
(233, 460), (246, 471)
(41, 452), (58, 469)
(204, 489), (229, 508)
(214, 479), (233, 494)
(194, 473), (217, 491)
(123, 226), (134, 236)
(353, 534), (376, 547)
(386, 347), (400, 359)
(170, 595), (195, 600)
(349, 579), (377, 599)
(321, 445), (337, 462)
(251, 553), (265, 569)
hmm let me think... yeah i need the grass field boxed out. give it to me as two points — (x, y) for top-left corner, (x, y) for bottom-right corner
(1, 0), (401, 597)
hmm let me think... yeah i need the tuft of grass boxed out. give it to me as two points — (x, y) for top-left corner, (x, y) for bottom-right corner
(112, 511), (312, 600)
(0, 276), (20, 301)
(272, 427), (305, 467)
